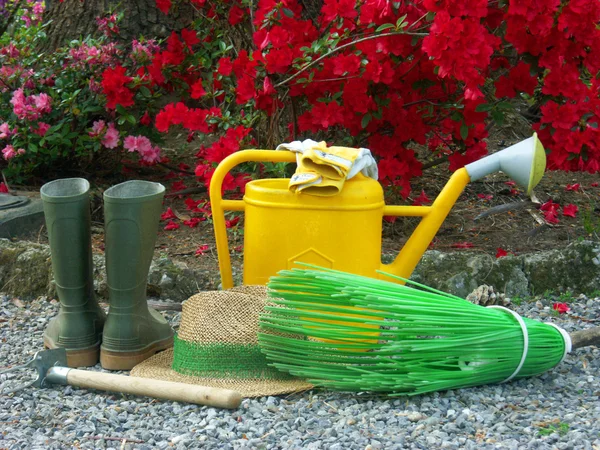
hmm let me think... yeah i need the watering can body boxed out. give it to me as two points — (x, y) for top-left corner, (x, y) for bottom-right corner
(243, 175), (386, 285)
(209, 149), (472, 289)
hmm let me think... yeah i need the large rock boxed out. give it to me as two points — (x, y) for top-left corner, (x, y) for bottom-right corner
(0, 239), (52, 299)
(1, 238), (598, 301)
(410, 240), (600, 297)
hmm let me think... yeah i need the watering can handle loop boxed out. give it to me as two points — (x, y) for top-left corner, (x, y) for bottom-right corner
(210, 150), (296, 289)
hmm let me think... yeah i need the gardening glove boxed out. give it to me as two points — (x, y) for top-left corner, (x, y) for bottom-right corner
(288, 168), (346, 196)
(301, 146), (379, 181)
(277, 139), (378, 195)
(276, 139), (323, 165)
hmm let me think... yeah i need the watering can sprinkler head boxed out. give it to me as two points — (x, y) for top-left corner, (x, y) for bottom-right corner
(464, 133), (546, 195)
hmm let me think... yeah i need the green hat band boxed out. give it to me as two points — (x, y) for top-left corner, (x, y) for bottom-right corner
(171, 335), (295, 380)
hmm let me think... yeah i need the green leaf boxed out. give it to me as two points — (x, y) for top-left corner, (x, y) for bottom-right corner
(361, 113), (372, 129)
(426, 11), (436, 21)
(497, 101), (514, 110)
(116, 104), (128, 115)
(28, 143), (38, 153)
(126, 114), (136, 125)
(460, 123), (469, 140)
(376, 24), (395, 33)
(282, 7), (294, 18)
(475, 103), (493, 112)
(139, 86), (152, 97)
(395, 14), (407, 28)
(491, 110), (505, 126)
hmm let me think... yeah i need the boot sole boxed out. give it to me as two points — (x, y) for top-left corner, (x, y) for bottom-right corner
(44, 336), (100, 368)
(100, 337), (174, 371)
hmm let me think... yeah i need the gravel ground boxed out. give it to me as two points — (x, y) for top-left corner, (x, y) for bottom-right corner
(1, 294), (599, 450)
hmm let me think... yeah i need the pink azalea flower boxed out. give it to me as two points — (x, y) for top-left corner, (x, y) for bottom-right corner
(101, 122), (120, 149)
(123, 135), (138, 152)
(0, 123), (12, 139)
(140, 145), (161, 164)
(90, 120), (106, 137)
(17, 148), (25, 155)
(34, 122), (50, 137)
(10, 89), (29, 119)
(2, 145), (17, 160)
(33, 93), (52, 113)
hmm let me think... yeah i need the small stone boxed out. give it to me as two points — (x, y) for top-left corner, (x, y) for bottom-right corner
(407, 412), (425, 422)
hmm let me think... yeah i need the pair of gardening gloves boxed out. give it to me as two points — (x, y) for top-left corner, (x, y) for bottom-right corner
(276, 139), (378, 196)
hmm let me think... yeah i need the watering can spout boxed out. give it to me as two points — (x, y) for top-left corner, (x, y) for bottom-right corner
(465, 132), (546, 195)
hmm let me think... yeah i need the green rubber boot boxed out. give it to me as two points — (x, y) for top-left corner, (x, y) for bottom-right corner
(40, 178), (106, 367)
(100, 180), (174, 370)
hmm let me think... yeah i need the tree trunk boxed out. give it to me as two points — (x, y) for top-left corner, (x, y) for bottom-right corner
(42, 0), (197, 51)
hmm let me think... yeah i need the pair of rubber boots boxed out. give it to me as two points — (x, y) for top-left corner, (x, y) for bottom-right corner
(40, 178), (173, 370)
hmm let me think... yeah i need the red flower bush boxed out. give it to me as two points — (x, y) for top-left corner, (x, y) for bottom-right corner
(146, 0), (600, 200)
(1, 0), (598, 201)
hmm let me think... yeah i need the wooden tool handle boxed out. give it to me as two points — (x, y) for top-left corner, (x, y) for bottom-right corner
(66, 369), (242, 409)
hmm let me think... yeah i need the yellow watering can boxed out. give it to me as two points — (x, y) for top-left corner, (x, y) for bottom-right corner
(210, 134), (546, 290)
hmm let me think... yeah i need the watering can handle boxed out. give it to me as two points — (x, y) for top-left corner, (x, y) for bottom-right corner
(210, 149), (296, 289)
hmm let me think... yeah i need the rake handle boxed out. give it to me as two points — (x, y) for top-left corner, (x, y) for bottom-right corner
(47, 368), (242, 409)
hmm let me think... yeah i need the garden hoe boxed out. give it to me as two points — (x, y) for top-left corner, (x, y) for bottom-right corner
(0, 348), (242, 409)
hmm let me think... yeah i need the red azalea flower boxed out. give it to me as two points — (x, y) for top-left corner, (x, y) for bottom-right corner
(591, 182), (599, 187)
(228, 4), (246, 25)
(164, 220), (179, 230)
(140, 111), (152, 126)
(184, 197), (202, 212)
(562, 204), (579, 218)
(190, 80), (206, 99)
(477, 193), (493, 200)
(495, 248), (509, 258)
(171, 181), (187, 192)
(565, 183), (581, 191)
(541, 200), (560, 212)
(451, 242), (474, 249)
(101, 66), (134, 110)
(183, 217), (204, 228)
(553, 302), (570, 314)
(180, 28), (200, 48)
(383, 216), (397, 223)
(0, 182), (8, 193)
(412, 190), (431, 206)
(225, 216), (240, 228)
(156, 0), (171, 14)
(160, 207), (177, 221)
(195, 244), (209, 256)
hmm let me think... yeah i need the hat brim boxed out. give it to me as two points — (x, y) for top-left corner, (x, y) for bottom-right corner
(130, 348), (314, 398)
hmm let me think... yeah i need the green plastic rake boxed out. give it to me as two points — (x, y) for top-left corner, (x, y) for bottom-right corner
(258, 265), (573, 396)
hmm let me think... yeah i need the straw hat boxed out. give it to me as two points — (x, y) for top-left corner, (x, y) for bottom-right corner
(130, 285), (313, 397)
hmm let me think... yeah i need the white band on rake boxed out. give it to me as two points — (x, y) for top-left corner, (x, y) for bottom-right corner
(487, 305), (529, 383)
(545, 322), (572, 364)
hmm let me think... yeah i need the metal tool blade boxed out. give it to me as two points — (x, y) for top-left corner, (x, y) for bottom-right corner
(0, 348), (67, 394)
